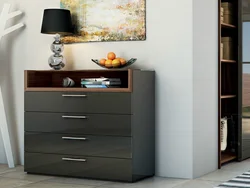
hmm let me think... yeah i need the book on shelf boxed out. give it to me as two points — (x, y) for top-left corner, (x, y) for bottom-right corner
(81, 84), (121, 88)
(81, 77), (121, 88)
(82, 77), (121, 82)
(81, 80), (121, 86)
(82, 84), (108, 88)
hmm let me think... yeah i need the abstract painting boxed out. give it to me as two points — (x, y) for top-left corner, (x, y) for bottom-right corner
(60, 0), (146, 43)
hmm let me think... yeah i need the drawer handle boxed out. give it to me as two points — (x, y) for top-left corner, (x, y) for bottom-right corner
(62, 94), (87, 98)
(62, 137), (88, 141)
(62, 158), (87, 162)
(62, 116), (88, 119)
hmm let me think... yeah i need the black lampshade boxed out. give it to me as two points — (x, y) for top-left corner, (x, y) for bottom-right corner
(41, 9), (73, 35)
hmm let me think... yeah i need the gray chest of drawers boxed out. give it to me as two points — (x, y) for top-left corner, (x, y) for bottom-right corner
(24, 69), (155, 182)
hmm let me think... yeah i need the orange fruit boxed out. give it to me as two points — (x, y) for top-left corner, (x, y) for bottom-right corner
(105, 59), (113, 68)
(100, 58), (106, 65)
(107, 52), (116, 60)
(112, 59), (121, 67)
(120, 58), (127, 65)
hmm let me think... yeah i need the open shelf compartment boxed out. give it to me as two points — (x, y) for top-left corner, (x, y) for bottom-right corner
(24, 70), (133, 92)
(221, 151), (237, 164)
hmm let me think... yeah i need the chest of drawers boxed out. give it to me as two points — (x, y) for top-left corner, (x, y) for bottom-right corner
(24, 69), (155, 182)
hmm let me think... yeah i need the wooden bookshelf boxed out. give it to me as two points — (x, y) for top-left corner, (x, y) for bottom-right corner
(218, 0), (239, 169)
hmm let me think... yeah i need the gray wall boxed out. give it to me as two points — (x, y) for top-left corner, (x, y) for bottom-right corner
(0, 0), (194, 178)
(192, 0), (218, 178)
(0, 0), (218, 178)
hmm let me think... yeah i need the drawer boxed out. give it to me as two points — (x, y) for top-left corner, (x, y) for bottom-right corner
(25, 152), (132, 182)
(25, 133), (132, 158)
(25, 112), (131, 136)
(25, 92), (131, 114)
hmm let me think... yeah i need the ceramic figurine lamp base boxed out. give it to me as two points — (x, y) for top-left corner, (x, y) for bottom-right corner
(48, 34), (65, 70)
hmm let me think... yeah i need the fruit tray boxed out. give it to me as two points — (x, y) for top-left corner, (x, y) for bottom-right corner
(91, 58), (137, 69)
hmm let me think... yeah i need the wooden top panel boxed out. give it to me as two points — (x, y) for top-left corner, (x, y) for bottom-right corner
(25, 87), (132, 92)
(25, 69), (133, 73)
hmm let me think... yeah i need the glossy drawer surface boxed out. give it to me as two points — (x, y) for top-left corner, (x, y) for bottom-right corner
(25, 133), (132, 158)
(25, 112), (131, 136)
(25, 153), (132, 182)
(25, 92), (131, 114)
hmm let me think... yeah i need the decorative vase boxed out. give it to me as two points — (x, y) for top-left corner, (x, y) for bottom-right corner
(48, 34), (66, 70)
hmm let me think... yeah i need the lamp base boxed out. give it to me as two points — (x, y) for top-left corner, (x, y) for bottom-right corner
(48, 34), (66, 70)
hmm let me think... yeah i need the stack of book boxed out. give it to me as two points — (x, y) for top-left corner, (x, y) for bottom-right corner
(81, 77), (121, 88)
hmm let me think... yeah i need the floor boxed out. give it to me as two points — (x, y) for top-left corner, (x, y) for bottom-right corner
(0, 159), (249, 188)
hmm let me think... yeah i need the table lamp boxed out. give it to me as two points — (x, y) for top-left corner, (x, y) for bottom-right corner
(41, 9), (72, 70)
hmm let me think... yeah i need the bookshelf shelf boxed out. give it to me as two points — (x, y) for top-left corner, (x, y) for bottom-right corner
(221, 23), (236, 28)
(221, 152), (237, 164)
(221, 59), (236, 63)
(221, 95), (236, 99)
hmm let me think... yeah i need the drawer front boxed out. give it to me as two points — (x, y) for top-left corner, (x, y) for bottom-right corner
(25, 133), (132, 158)
(25, 153), (132, 182)
(25, 112), (131, 136)
(25, 92), (131, 114)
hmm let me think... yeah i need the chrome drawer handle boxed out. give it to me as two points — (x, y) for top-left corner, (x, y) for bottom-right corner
(62, 94), (87, 98)
(62, 158), (86, 162)
(62, 116), (87, 119)
(62, 137), (88, 141)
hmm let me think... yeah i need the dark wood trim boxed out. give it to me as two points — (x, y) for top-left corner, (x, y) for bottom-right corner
(24, 70), (28, 90)
(238, 0), (243, 161)
(24, 69), (133, 73)
(128, 69), (133, 92)
(218, 0), (222, 169)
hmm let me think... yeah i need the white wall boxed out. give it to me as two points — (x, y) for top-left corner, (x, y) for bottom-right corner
(192, 0), (218, 178)
(0, 0), (217, 178)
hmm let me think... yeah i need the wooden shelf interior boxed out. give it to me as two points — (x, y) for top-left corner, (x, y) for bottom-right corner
(221, 64), (238, 96)
(221, 98), (237, 119)
(221, 151), (237, 164)
(25, 70), (132, 91)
